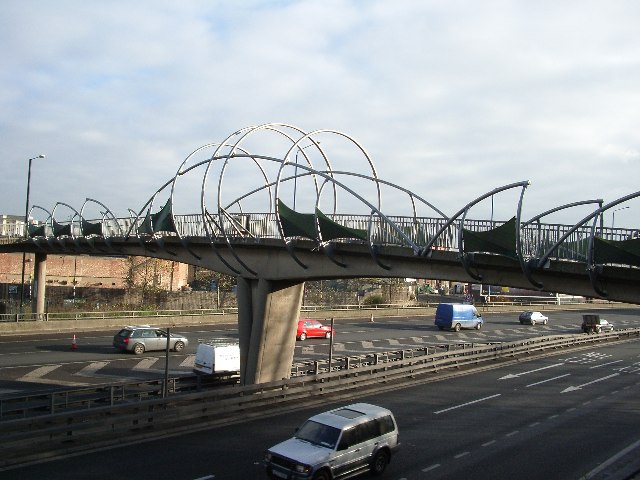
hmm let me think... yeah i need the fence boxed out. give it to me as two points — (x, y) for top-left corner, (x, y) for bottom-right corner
(1, 328), (639, 468)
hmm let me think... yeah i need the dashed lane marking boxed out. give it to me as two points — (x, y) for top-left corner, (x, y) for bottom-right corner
(75, 361), (109, 377)
(133, 358), (159, 370)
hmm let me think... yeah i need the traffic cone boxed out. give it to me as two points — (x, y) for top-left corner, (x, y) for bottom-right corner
(71, 334), (78, 350)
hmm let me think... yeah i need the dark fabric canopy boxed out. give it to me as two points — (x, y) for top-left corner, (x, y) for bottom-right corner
(593, 236), (640, 267)
(278, 200), (367, 242)
(278, 200), (317, 239)
(462, 216), (517, 258)
(316, 208), (368, 241)
(137, 199), (178, 235)
(53, 220), (72, 237)
(81, 220), (103, 236)
(28, 224), (46, 238)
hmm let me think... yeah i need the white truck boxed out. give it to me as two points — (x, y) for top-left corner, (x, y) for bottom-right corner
(193, 340), (240, 375)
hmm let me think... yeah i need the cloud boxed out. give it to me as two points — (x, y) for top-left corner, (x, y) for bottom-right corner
(1, 0), (639, 228)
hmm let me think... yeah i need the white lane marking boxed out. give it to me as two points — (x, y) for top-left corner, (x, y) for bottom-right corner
(192, 475), (215, 480)
(75, 361), (109, 377)
(505, 430), (519, 437)
(180, 355), (195, 367)
(525, 373), (571, 388)
(583, 438), (640, 479)
(454, 451), (470, 459)
(422, 464), (441, 472)
(481, 440), (496, 447)
(529, 422), (541, 427)
(19, 364), (61, 379)
(590, 359), (623, 369)
(561, 373), (620, 393)
(133, 358), (159, 370)
(434, 394), (501, 415)
(499, 363), (563, 380)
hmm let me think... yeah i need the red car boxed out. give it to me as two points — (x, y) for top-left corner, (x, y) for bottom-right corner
(296, 319), (334, 341)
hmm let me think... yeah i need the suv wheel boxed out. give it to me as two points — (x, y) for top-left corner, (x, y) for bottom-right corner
(312, 469), (330, 480)
(371, 450), (389, 476)
(133, 343), (145, 355)
(454, 323), (461, 332)
(174, 341), (185, 352)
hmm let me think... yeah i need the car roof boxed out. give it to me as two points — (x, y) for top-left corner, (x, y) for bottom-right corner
(307, 403), (392, 429)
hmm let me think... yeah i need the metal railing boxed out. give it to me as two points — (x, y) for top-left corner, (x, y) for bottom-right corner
(3, 213), (638, 266)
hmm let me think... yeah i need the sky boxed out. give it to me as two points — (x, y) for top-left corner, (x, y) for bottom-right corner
(1, 0), (639, 229)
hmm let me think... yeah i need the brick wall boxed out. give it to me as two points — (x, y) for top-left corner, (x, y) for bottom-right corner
(0, 253), (193, 291)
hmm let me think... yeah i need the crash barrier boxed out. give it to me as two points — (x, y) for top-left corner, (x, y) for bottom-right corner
(1, 328), (639, 468)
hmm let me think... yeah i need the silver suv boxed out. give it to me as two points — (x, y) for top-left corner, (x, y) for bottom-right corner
(113, 325), (188, 355)
(265, 403), (399, 480)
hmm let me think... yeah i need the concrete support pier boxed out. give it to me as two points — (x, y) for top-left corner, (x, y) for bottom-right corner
(237, 277), (304, 385)
(32, 252), (47, 320)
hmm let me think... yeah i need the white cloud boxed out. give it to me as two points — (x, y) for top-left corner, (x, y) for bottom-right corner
(1, 0), (639, 228)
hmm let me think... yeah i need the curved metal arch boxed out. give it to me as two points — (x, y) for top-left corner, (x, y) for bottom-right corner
(422, 181), (530, 256)
(26, 205), (54, 251)
(426, 181), (530, 281)
(532, 192), (639, 272)
(80, 198), (125, 237)
(204, 150), (275, 276)
(520, 199), (604, 289)
(51, 202), (81, 240)
(585, 191), (640, 297)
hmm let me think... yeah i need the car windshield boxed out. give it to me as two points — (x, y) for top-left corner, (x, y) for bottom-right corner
(295, 420), (341, 449)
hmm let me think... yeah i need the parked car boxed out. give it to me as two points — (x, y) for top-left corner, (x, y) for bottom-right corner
(581, 314), (615, 333)
(519, 311), (549, 325)
(297, 318), (334, 341)
(265, 402), (399, 479)
(113, 325), (188, 355)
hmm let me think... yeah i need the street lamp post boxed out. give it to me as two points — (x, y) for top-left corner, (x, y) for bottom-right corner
(611, 206), (629, 231)
(19, 154), (45, 310)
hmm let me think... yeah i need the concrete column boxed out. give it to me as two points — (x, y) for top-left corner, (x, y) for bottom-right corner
(32, 252), (47, 320)
(237, 277), (304, 385)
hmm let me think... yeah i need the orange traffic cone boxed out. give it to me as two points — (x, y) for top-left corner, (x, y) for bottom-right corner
(71, 334), (78, 350)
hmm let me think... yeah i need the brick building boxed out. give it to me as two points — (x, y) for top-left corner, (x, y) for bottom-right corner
(0, 252), (194, 309)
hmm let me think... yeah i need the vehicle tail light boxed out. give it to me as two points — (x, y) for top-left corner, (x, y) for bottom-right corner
(123, 338), (129, 344)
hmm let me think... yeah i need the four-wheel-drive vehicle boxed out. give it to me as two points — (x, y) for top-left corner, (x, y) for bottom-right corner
(435, 303), (483, 331)
(265, 403), (399, 480)
(581, 314), (615, 333)
(519, 311), (549, 325)
(113, 325), (189, 355)
(193, 341), (240, 374)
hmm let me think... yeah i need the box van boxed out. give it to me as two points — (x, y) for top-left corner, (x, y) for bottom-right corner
(193, 340), (240, 374)
(435, 303), (483, 331)
(265, 403), (399, 479)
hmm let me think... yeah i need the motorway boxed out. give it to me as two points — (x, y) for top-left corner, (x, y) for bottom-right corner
(1, 308), (640, 479)
(2, 308), (640, 394)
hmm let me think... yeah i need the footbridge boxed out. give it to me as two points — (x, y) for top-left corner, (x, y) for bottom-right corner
(2, 123), (639, 384)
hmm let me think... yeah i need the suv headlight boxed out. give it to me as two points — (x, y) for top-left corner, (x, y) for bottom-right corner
(295, 464), (311, 474)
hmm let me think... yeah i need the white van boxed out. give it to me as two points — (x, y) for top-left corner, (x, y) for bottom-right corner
(193, 340), (240, 374)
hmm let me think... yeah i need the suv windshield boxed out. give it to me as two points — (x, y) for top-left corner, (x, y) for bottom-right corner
(295, 420), (341, 449)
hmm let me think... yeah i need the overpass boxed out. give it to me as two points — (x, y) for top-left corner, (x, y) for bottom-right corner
(1, 123), (639, 384)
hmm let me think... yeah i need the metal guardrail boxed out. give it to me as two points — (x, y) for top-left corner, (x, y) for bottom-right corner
(1, 328), (639, 468)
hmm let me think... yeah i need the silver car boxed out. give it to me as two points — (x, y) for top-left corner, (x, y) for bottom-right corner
(519, 311), (549, 325)
(113, 325), (188, 355)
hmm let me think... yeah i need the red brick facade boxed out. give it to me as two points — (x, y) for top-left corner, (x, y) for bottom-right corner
(0, 253), (193, 291)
